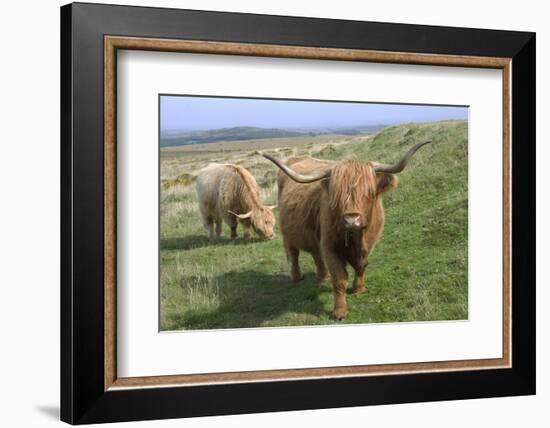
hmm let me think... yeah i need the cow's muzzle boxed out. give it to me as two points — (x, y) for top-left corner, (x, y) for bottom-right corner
(343, 213), (362, 230)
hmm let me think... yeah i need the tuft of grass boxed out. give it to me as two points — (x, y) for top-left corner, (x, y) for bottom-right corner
(159, 120), (468, 330)
(162, 173), (196, 189)
(313, 143), (337, 159)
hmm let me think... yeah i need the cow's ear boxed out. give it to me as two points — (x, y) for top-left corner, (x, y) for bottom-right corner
(376, 173), (398, 195)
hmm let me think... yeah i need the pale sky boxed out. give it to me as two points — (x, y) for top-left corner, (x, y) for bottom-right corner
(160, 95), (468, 131)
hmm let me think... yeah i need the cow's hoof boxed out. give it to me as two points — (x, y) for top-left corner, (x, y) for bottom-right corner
(353, 287), (368, 295)
(331, 308), (348, 321)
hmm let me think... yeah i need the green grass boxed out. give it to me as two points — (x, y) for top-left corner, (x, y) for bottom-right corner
(160, 120), (468, 330)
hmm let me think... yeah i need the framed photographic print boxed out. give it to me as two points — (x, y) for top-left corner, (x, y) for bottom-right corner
(60, 2), (535, 424)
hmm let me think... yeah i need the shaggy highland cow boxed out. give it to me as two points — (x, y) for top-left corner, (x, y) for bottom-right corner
(196, 163), (276, 240)
(264, 141), (431, 320)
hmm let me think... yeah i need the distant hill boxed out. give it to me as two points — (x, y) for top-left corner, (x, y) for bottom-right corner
(160, 126), (304, 147)
(160, 125), (386, 147)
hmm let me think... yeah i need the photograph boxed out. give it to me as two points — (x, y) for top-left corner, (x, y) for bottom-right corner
(56, 2), (536, 424)
(159, 95), (469, 330)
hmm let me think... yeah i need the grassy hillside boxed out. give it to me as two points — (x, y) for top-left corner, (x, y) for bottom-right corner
(160, 124), (386, 147)
(160, 120), (468, 330)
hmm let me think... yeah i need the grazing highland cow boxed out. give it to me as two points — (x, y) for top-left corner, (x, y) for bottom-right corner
(196, 163), (276, 240)
(264, 141), (431, 320)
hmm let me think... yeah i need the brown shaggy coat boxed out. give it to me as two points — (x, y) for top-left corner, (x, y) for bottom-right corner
(277, 157), (397, 320)
(196, 163), (276, 240)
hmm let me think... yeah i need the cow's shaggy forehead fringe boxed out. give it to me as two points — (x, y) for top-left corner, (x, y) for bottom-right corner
(328, 160), (377, 211)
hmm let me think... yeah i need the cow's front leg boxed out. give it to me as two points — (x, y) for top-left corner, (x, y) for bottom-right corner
(352, 263), (368, 295)
(227, 216), (238, 239)
(353, 266), (368, 294)
(323, 247), (349, 320)
(241, 221), (251, 240)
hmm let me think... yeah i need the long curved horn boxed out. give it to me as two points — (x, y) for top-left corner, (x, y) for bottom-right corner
(374, 140), (433, 174)
(228, 210), (253, 219)
(263, 154), (331, 183)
